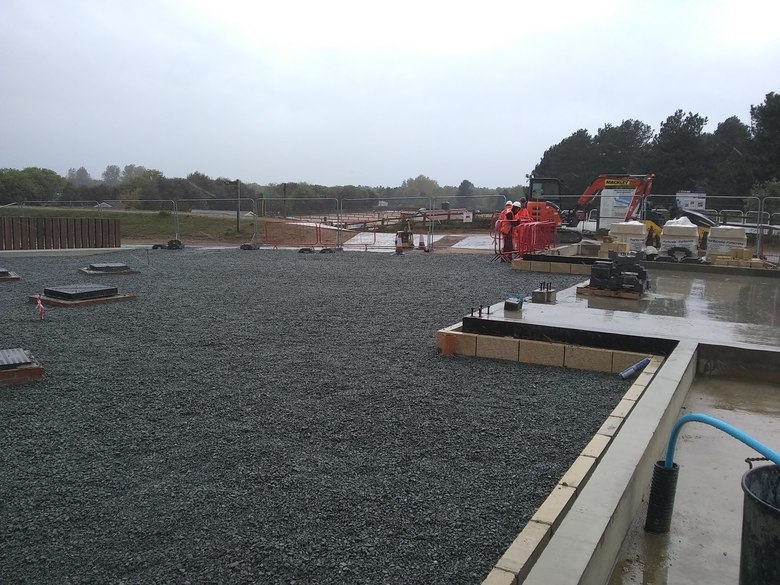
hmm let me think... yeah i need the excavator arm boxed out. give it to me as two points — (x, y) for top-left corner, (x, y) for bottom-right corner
(623, 174), (655, 221)
(567, 174), (654, 222)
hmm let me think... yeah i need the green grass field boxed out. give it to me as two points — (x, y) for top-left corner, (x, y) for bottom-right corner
(0, 207), (253, 242)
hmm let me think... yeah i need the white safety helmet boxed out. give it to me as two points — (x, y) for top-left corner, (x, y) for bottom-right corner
(512, 201), (522, 207)
(505, 200), (512, 206)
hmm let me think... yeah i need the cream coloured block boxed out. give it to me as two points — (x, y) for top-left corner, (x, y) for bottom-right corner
(564, 345), (613, 372)
(622, 382), (646, 403)
(481, 568), (517, 585)
(530, 484), (578, 531)
(436, 330), (477, 357)
(559, 455), (597, 490)
(495, 520), (551, 578)
(581, 434), (611, 461)
(518, 340), (565, 367)
(611, 350), (650, 373)
(529, 261), (552, 273)
(644, 356), (664, 375)
(476, 336), (520, 361)
(548, 262), (571, 274)
(632, 369), (655, 388)
(597, 415), (624, 437)
(610, 398), (636, 420)
(511, 259), (531, 271)
(569, 263), (591, 275)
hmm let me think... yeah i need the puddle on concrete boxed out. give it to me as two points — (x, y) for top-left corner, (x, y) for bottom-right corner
(576, 273), (780, 327)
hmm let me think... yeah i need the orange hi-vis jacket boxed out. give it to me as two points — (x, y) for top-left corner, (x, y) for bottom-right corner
(513, 207), (531, 222)
(497, 205), (513, 235)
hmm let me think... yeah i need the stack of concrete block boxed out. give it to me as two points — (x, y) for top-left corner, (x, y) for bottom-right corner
(660, 219), (699, 255)
(710, 247), (763, 268)
(608, 221), (647, 252)
(707, 225), (747, 256)
(598, 239), (631, 258)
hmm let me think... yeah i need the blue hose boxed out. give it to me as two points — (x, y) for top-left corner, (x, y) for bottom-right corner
(664, 413), (780, 469)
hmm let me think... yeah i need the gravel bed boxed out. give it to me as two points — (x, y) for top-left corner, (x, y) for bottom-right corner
(0, 248), (631, 584)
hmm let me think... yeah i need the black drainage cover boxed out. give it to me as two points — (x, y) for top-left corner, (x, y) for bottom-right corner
(43, 284), (119, 300)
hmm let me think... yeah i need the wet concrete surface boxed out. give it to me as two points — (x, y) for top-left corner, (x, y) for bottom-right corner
(474, 265), (780, 584)
(486, 271), (780, 350)
(608, 377), (780, 585)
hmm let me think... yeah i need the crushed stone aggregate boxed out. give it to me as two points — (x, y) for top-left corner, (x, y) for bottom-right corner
(0, 248), (631, 584)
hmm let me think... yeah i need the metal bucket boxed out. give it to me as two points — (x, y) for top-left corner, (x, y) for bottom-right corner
(740, 464), (780, 584)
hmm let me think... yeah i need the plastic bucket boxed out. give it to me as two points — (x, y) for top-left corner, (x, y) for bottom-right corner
(740, 464), (780, 584)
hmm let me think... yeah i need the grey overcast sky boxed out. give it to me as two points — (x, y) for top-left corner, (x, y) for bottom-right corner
(1, 0), (779, 188)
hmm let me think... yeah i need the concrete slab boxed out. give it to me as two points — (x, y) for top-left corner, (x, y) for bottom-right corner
(466, 268), (780, 584)
(608, 377), (780, 585)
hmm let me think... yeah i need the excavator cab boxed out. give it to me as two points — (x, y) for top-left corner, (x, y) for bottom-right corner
(528, 177), (564, 203)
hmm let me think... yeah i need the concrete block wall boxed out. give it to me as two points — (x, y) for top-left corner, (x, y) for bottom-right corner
(522, 348), (694, 585)
(511, 259), (591, 276)
(436, 326), (650, 374)
(479, 355), (665, 584)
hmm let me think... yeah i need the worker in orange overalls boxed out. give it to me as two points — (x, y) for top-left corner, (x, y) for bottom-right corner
(513, 199), (530, 222)
(495, 200), (512, 231)
(504, 200), (531, 255)
(497, 201), (514, 253)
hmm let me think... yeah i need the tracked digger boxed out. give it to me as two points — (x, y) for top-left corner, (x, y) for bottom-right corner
(526, 173), (658, 241)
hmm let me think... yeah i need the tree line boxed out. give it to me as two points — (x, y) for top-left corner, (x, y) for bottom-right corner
(1, 92), (778, 214)
(532, 92), (780, 211)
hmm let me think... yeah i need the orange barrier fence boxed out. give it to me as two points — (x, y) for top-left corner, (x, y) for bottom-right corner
(492, 219), (558, 261)
(512, 221), (558, 254)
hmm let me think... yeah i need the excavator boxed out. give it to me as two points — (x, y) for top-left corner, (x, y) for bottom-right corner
(527, 173), (715, 248)
(525, 173), (655, 243)
(567, 174), (655, 227)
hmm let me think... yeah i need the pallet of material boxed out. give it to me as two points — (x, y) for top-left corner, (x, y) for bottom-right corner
(710, 255), (766, 269)
(576, 285), (642, 300)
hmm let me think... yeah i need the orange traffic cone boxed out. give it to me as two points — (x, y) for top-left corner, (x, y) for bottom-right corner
(395, 233), (404, 255)
(418, 234), (425, 250)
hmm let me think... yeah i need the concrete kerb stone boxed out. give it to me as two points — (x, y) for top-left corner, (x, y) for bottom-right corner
(570, 263), (591, 275)
(439, 330), (666, 382)
(621, 382), (646, 403)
